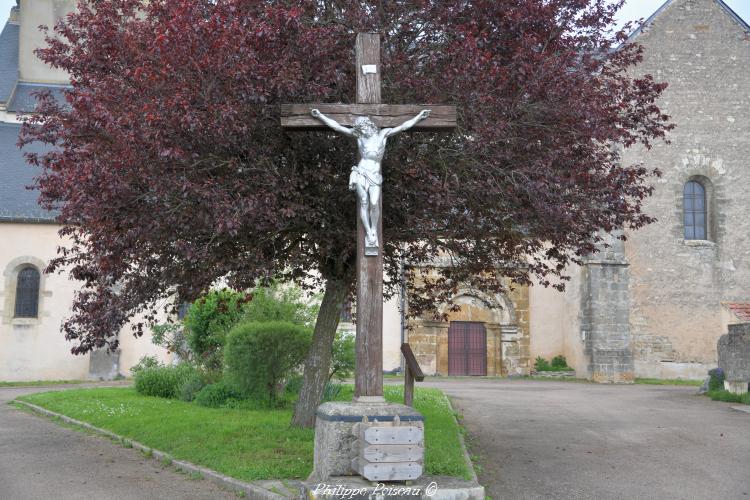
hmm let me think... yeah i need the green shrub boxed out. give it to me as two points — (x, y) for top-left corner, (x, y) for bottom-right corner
(323, 382), (343, 401)
(184, 289), (249, 373)
(131, 355), (160, 375)
(534, 356), (551, 372)
(534, 355), (572, 372)
(550, 355), (572, 371)
(151, 322), (191, 361)
(134, 363), (198, 399)
(243, 283), (318, 327)
(194, 381), (242, 408)
(224, 321), (311, 404)
(330, 332), (355, 381)
(708, 368), (725, 392)
(177, 372), (206, 402)
(284, 375), (304, 396)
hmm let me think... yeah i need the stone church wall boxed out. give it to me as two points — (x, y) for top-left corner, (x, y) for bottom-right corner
(0, 222), (171, 381)
(620, 0), (750, 379)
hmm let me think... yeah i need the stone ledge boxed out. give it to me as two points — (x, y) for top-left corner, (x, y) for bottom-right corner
(530, 371), (577, 378)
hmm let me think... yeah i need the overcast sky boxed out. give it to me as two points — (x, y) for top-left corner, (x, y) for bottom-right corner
(0, 0), (748, 41)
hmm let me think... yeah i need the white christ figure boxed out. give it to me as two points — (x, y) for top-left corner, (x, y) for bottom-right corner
(310, 109), (431, 254)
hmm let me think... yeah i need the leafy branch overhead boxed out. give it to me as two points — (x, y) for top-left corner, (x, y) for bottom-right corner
(21, 0), (671, 353)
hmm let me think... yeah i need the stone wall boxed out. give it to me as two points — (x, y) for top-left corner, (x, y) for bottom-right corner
(620, 0), (750, 379)
(718, 323), (750, 394)
(581, 234), (635, 383)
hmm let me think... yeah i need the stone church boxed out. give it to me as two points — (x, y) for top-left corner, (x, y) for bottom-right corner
(380, 0), (750, 382)
(0, 0), (748, 382)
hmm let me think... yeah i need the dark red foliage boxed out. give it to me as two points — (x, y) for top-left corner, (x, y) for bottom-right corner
(21, 0), (671, 354)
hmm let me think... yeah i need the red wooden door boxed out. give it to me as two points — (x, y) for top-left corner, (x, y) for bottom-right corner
(448, 321), (487, 376)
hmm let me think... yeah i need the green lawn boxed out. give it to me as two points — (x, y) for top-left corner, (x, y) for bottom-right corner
(18, 385), (470, 482)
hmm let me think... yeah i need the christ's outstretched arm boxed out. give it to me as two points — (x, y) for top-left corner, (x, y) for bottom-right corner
(384, 110), (431, 137)
(310, 109), (355, 137)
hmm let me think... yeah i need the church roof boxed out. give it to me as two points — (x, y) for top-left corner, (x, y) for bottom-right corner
(0, 122), (56, 223)
(7, 81), (69, 113)
(0, 20), (19, 104)
(627, 0), (750, 42)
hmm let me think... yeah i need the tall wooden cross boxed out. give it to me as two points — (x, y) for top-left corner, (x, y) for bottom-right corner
(281, 33), (457, 401)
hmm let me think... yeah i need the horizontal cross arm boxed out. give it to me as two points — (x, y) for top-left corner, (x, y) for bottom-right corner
(280, 104), (456, 131)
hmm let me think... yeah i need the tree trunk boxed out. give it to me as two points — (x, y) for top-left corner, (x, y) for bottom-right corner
(291, 278), (349, 428)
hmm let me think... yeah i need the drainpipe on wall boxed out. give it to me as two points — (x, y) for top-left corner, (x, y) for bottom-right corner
(399, 253), (407, 374)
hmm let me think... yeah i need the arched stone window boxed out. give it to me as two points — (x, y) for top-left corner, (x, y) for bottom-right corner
(683, 180), (707, 240)
(14, 266), (40, 318)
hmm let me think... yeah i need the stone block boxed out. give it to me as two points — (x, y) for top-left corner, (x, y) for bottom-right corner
(718, 323), (750, 393)
(311, 401), (424, 482)
(88, 349), (120, 380)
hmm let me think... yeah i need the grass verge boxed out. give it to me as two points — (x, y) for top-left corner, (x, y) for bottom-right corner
(18, 385), (470, 481)
(0, 380), (88, 388)
(635, 378), (703, 387)
(705, 389), (750, 405)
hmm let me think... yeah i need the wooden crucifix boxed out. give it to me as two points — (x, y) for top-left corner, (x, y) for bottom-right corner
(281, 33), (457, 402)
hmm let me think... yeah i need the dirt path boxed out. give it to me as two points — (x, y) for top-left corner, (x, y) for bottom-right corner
(424, 378), (750, 500)
(0, 384), (235, 500)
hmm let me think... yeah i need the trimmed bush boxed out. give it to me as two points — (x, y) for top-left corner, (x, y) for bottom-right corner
(194, 382), (241, 408)
(224, 321), (311, 404)
(134, 363), (198, 399)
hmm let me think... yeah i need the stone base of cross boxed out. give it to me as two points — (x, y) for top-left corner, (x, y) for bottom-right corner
(281, 32), (456, 481)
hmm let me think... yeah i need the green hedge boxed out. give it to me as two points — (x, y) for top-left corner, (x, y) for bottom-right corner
(224, 321), (311, 404)
(134, 363), (199, 399)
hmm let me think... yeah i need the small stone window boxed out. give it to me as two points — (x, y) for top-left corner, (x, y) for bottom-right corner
(14, 266), (40, 318)
(683, 180), (707, 240)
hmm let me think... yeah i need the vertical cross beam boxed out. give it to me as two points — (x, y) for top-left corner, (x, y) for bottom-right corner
(354, 32), (383, 401)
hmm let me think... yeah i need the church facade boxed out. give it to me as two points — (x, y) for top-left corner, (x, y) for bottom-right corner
(0, 0), (748, 382)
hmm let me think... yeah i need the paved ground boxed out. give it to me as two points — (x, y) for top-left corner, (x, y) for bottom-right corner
(426, 378), (750, 500)
(2, 380), (749, 500)
(0, 384), (235, 500)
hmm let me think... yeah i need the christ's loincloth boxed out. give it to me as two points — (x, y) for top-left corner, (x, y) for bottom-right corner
(349, 165), (383, 192)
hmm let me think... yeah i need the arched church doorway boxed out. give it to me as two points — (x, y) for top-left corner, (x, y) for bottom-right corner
(448, 321), (487, 376)
(406, 283), (530, 377)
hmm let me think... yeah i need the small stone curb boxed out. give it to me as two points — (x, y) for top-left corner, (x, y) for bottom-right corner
(14, 399), (295, 499)
(730, 405), (750, 414)
(443, 395), (480, 485)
